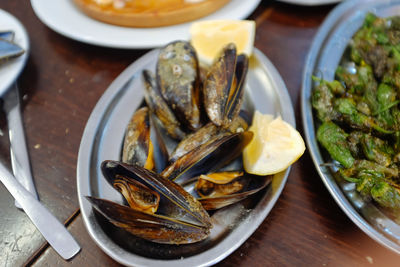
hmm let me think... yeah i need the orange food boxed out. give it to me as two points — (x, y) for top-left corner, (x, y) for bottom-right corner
(73, 0), (231, 28)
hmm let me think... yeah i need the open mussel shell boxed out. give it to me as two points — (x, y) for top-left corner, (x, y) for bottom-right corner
(226, 54), (249, 124)
(122, 106), (169, 173)
(156, 41), (201, 131)
(204, 43), (236, 127)
(87, 196), (210, 244)
(161, 131), (253, 185)
(203, 43), (249, 127)
(169, 116), (249, 163)
(122, 107), (154, 169)
(149, 113), (170, 173)
(169, 122), (219, 163)
(87, 160), (213, 244)
(101, 161), (212, 228)
(194, 173), (272, 210)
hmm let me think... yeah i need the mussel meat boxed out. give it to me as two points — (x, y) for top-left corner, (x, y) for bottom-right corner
(113, 174), (160, 214)
(193, 171), (272, 210)
(196, 171), (245, 198)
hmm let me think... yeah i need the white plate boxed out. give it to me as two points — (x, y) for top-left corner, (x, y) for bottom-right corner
(277, 0), (341, 5)
(30, 0), (261, 49)
(0, 9), (29, 96)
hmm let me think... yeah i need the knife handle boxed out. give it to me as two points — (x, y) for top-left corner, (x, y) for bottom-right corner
(6, 83), (39, 208)
(0, 162), (81, 260)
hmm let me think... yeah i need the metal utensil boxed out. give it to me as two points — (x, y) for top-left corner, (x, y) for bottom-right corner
(0, 38), (24, 60)
(0, 30), (15, 41)
(0, 161), (81, 259)
(1, 29), (38, 208)
(3, 83), (39, 208)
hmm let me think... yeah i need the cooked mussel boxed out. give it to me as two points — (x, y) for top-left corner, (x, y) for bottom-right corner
(169, 116), (248, 163)
(194, 172), (272, 210)
(91, 41), (267, 245)
(113, 174), (160, 214)
(169, 122), (218, 163)
(122, 107), (154, 170)
(196, 171), (245, 197)
(87, 160), (212, 244)
(161, 131), (253, 184)
(143, 70), (185, 140)
(156, 41), (202, 131)
(87, 196), (210, 244)
(203, 43), (249, 127)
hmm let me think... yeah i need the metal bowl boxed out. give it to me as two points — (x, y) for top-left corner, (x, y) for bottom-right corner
(301, 0), (400, 255)
(77, 48), (295, 266)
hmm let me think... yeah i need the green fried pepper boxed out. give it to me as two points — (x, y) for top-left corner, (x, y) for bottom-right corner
(371, 181), (400, 209)
(317, 122), (354, 168)
(313, 13), (400, 213)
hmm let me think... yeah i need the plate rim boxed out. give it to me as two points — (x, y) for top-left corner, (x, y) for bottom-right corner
(301, 0), (400, 256)
(276, 0), (341, 6)
(30, 0), (261, 49)
(77, 47), (295, 266)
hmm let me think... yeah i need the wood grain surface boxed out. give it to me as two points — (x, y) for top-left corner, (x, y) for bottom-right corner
(1, 1), (400, 266)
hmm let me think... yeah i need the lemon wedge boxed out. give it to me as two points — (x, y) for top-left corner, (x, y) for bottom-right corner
(190, 20), (256, 65)
(243, 111), (306, 175)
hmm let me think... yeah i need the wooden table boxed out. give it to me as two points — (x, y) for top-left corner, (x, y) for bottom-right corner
(1, 1), (400, 266)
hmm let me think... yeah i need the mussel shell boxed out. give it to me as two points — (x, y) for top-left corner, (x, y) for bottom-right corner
(149, 114), (170, 173)
(101, 160), (212, 228)
(196, 174), (272, 210)
(169, 116), (249, 163)
(161, 131), (253, 185)
(169, 122), (218, 163)
(226, 54), (249, 124)
(122, 107), (153, 169)
(143, 70), (185, 140)
(203, 43), (237, 127)
(156, 41), (201, 131)
(87, 196), (210, 244)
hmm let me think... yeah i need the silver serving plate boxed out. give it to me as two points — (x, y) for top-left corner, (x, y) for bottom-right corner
(301, 0), (400, 255)
(77, 48), (294, 266)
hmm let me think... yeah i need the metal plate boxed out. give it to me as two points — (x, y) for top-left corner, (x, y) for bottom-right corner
(301, 0), (400, 256)
(77, 48), (294, 266)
